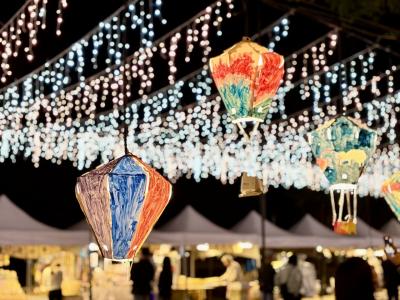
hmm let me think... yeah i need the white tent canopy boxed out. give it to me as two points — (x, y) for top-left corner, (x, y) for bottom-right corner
(0, 195), (89, 245)
(357, 219), (384, 238)
(290, 214), (336, 238)
(288, 214), (341, 248)
(69, 220), (90, 231)
(289, 214), (385, 248)
(347, 219), (384, 248)
(231, 211), (299, 248)
(232, 211), (291, 236)
(155, 206), (246, 245)
(381, 219), (400, 237)
(381, 219), (400, 243)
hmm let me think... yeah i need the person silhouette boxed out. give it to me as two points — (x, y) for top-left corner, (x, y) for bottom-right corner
(131, 248), (155, 300)
(335, 257), (375, 300)
(158, 257), (173, 300)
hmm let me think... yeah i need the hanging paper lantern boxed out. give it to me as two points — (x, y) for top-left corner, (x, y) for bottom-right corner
(209, 37), (284, 134)
(308, 116), (377, 235)
(75, 154), (172, 261)
(382, 172), (400, 221)
(210, 38), (284, 196)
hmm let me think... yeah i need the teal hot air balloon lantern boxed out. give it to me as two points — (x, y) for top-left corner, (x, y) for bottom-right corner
(75, 154), (172, 271)
(308, 116), (377, 235)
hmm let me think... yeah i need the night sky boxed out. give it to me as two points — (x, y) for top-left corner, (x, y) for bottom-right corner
(0, 0), (397, 232)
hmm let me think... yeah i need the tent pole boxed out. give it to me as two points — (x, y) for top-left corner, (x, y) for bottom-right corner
(259, 193), (267, 267)
(180, 244), (189, 300)
(26, 259), (32, 294)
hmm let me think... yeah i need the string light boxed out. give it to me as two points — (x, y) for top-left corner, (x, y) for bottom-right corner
(0, 0), (68, 82)
(0, 0), (166, 114)
(0, 4), (398, 199)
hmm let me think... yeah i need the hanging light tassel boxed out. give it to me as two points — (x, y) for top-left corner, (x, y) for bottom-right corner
(353, 190), (358, 224)
(337, 189), (345, 223)
(329, 187), (337, 226)
(332, 184), (357, 235)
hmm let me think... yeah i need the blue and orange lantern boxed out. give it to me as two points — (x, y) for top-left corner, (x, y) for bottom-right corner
(75, 154), (172, 262)
(308, 116), (377, 235)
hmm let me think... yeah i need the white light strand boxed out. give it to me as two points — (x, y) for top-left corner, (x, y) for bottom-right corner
(0, 0), (68, 82)
(0, 0), (165, 107)
(0, 7), (398, 198)
(0, 0), (234, 134)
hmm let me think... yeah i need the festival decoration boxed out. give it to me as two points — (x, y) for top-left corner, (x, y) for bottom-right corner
(209, 37), (284, 137)
(239, 172), (264, 197)
(75, 154), (172, 261)
(0, 0), (68, 82)
(308, 116), (378, 234)
(0, 1), (396, 200)
(382, 172), (400, 221)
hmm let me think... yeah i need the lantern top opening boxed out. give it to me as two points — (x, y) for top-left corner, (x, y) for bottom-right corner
(329, 183), (357, 192)
(79, 153), (144, 177)
(232, 116), (264, 124)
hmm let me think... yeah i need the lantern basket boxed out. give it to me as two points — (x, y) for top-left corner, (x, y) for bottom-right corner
(239, 172), (264, 197)
(329, 183), (358, 235)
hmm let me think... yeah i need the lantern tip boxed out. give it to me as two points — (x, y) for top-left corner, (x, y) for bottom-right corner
(242, 36), (252, 42)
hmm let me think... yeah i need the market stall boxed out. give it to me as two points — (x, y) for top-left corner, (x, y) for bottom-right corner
(0, 195), (90, 298)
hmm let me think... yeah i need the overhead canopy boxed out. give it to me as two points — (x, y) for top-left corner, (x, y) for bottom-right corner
(345, 219), (384, 248)
(289, 214), (385, 248)
(148, 209), (386, 249)
(381, 219), (400, 239)
(69, 220), (91, 231)
(357, 219), (383, 238)
(154, 206), (245, 244)
(288, 214), (341, 248)
(290, 214), (336, 238)
(0, 195), (89, 245)
(231, 211), (299, 248)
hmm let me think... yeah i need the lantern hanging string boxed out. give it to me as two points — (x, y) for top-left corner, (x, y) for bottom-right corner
(121, 0), (129, 155)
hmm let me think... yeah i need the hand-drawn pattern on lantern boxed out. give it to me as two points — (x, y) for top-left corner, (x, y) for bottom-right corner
(308, 116), (377, 235)
(382, 172), (400, 222)
(209, 37), (284, 138)
(75, 154), (172, 261)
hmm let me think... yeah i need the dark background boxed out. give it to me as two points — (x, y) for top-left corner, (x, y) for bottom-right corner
(0, 0), (399, 231)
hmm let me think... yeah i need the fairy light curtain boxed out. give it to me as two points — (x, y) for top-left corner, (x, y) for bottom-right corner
(76, 154), (172, 261)
(308, 116), (377, 235)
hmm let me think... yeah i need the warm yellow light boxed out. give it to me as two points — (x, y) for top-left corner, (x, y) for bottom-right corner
(196, 243), (209, 251)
